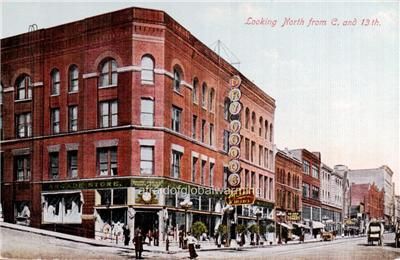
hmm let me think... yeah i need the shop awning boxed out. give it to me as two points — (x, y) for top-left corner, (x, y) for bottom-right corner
(292, 222), (310, 229)
(279, 222), (294, 230)
(311, 221), (325, 229)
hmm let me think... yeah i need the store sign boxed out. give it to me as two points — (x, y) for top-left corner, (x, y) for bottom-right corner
(227, 75), (242, 189)
(226, 188), (255, 206)
(229, 120), (241, 133)
(287, 212), (301, 221)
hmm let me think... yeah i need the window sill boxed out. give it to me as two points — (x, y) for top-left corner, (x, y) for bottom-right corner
(68, 91), (79, 94)
(201, 106), (207, 111)
(173, 90), (183, 97)
(51, 94), (60, 97)
(16, 180), (30, 182)
(141, 81), (154, 86)
(98, 84), (117, 89)
(15, 98), (32, 103)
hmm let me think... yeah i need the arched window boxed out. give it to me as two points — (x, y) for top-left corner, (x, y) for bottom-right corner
(245, 108), (250, 129)
(209, 88), (215, 111)
(16, 75), (32, 100)
(251, 112), (256, 132)
(270, 124), (273, 142)
(259, 117), (263, 136)
(99, 59), (118, 87)
(141, 55), (154, 84)
(264, 120), (269, 139)
(192, 78), (199, 103)
(51, 69), (60, 95)
(69, 65), (79, 92)
(173, 66), (182, 92)
(224, 98), (230, 120)
(201, 83), (207, 108)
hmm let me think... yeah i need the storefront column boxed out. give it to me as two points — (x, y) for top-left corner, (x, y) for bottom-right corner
(127, 206), (136, 244)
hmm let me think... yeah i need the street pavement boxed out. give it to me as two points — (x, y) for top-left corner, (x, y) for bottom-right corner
(1, 225), (400, 259)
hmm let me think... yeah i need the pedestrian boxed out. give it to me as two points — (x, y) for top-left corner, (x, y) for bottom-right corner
(123, 224), (130, 246)
(154, 228), (159, 246)
(300, 228), (305, 243)
(241, 232), (246, 246)
(179, 228), (184, 248)
(186, 232), (198, 259)
(134, 228), (143, 259)
(147, 229), (153, 246)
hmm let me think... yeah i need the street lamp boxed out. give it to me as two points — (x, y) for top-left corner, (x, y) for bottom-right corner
(180, 199), (193, 237)
(256, 208), (262, 245)
(162, 206), (169, 251)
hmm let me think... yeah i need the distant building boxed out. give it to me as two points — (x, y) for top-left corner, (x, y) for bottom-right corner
(334, 165), (351, 225)
(275, 148), (303, 227)
(395, 195), (400, 222)
(348, 166), (394, 224)
(291, 149), (322, 230)
(350, 183), (384, 221)
(320, 163), (342, 232)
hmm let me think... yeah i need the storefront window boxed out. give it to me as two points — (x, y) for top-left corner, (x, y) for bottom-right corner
(201, 196), (209, 211)
(42, 192), (82, 224)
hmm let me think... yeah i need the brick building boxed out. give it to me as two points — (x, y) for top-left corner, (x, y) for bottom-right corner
(0, 7), (276, 241)
(347, 166), (394, 225)
(275, 149), (302, 229)
(291, 149), (323, 230)
(350, 183), (384, 221)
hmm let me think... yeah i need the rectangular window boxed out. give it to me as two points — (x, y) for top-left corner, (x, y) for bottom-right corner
(99, 100), (118, 128)
(258, 175), (263, 197)
(192, 157), (198, 182)
(223, 167), (228, 189)
(69, 106), (78, 132)
(269, 150), (273, 169)
(303, 183), (310, 198)
(15, 155), (30, 181)
(171, 150), (182, 178)
(269, 178), (273, 200)
(49, 152), (59, 180)
(223, 130), (230, 152)
(245, 138), (250, 160)
(251, 141), (255, 163)
(245, 169), (249, 187)
(312, 186), (320, 200)
(16, 113), (32, 138)
(210, 162), (214, 186)
(259, 145), (263, 166)
(209, 123), (214, 146)
(264, 176), (268, 199)
(140, 146), (154, 175)
(51, 108), (60, 134)
(303, 160), (310, 175)
(201, 160), (206, 185)
(312, 165), (319, 179)
(201, 120), (206, 142)
(171, 106), (182, 132)
(42, 193), (82, 224)
(192, 115), (197, 139)
(140, 99), (154, 126)
(97, 147), (117, 176)
(251, 171), (255, 188)
(264, 148), (268, 168)
(67, 150), (78, 178)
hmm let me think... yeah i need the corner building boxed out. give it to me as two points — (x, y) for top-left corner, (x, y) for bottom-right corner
(0, 7), (276, 241)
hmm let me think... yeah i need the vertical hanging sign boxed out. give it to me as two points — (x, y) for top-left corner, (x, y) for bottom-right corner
(227, 75), (242, 188)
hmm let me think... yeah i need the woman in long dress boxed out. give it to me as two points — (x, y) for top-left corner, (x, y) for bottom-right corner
(186, 232), (198, 259)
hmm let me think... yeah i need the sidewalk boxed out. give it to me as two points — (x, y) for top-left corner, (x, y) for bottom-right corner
(0, 222), (363, 254)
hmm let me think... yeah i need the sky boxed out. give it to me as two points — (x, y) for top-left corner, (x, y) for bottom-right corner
(1, 1), (399, 193)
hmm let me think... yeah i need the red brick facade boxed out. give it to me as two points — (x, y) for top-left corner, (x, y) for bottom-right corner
(275, 150), (302, 217)
(1, 7), (275, 238)
(351, 183), (384, 220)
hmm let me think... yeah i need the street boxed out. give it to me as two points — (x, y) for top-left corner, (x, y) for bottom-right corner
(1, 227), (400, 259)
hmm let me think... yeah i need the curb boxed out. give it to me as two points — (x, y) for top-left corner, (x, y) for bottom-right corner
(0, 222), (367, 254)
